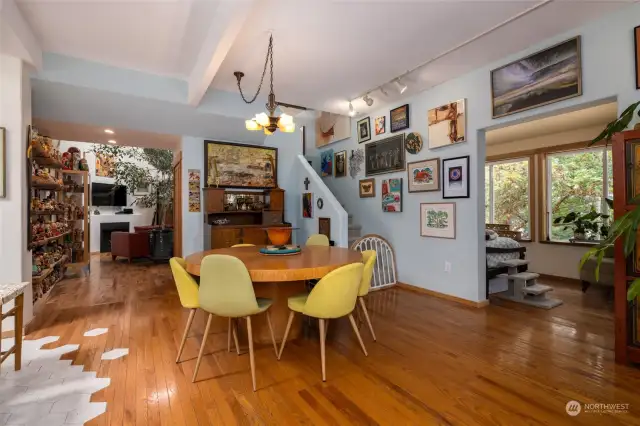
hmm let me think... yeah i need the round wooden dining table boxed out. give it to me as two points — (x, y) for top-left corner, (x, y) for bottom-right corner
(185, 245), (363, 344)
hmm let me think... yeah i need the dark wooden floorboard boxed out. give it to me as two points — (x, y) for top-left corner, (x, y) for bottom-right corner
(23, 255), (640, 425)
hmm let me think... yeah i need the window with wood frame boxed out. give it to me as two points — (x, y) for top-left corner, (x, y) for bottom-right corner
(485, 157), (534, 241)
(543, 146), (612, 242)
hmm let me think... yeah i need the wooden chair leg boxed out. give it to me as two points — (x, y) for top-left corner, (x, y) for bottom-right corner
(176, 309), (196, 363)
(358, 297), (377, 341)
(192, 313), (213, 383)
(324, 319), (329, 341)
(348, 314), (368, 356)
(232, 318), (241, 355)
(265, 311), (278, 358)
(278, 311), (295, 360)
(247, 316), (256, 392)
(319, 318), (326, 382)
(227, 317), (232, 352)
(14, 294), (23, 371)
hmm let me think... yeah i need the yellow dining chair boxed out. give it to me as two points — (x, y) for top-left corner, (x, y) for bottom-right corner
(193, 255), (278, 391)
(169, 258), (201, 363)
(278, 263), (365, 381)
(358, 250), (378, 341)
(306, 234), (330, 246)
(232, 244), (255, 248)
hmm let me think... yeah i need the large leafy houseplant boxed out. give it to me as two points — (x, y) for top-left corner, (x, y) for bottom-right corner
(92, 145), (173, 225)
(553, 209), (610, 240)
(581, 101), (640, 301)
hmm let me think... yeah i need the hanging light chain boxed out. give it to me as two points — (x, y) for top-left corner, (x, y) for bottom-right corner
(236, 34), (274, 105)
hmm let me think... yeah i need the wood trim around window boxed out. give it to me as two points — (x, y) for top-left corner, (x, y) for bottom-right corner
(486, 139), (607, 163)
(537, 153), (547, 242)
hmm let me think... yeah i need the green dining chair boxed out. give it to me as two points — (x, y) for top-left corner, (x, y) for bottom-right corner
(278, 262), (366, 381)
(193, 255), (278, 391)
(306, 234), (330, 246)
(358, 250), (378, 341)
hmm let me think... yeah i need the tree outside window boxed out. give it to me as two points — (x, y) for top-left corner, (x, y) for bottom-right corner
(485, 158), (531, 239)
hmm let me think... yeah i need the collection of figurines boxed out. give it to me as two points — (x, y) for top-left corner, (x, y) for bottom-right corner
(61, 146), (89, 171)
(31, 218), (70, 244)
(223, 193), (266, 211)
(30, 128), (88, 171)
(32, 243), (68, 277)
(31, 195), (84, 220)
(32, 266), (65, 304)
(32, 163), (64, 186)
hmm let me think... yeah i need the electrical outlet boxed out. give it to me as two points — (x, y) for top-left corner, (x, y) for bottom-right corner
(444, 261), (452, 273)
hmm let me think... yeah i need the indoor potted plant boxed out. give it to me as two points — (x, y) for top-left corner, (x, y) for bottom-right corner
(553, 209), (610, 241)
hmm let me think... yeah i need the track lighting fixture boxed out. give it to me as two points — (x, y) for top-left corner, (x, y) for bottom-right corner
(394, 78), (408, 94)
(363, 93), (374, 107)
(379, 86), (388, 97)
(348, 101), (356, 116)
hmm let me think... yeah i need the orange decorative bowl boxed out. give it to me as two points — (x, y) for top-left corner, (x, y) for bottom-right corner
(265, 227), (293, 246)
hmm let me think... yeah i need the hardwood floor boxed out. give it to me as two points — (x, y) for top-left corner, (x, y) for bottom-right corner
(26, 255), (640, 425)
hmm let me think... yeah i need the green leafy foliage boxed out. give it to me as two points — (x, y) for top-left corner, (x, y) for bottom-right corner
(92, 145), (173, 224)
(553, 209), (609, 239)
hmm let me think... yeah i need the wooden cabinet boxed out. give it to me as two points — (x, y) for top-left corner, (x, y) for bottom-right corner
(210, 224), (291, 249)
(203, 188), (225, 213)
(211, 228), (241, 248)
(263, 210), (283, 225)
(268, 189), (285, 211)
(242, 228), (268, 246)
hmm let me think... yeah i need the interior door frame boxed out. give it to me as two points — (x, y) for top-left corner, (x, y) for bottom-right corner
(172, 151), (183, 258)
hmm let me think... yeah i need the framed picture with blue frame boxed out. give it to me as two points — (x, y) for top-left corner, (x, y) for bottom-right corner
(320, 149), (333, 177)
(442, 156), (469, 199)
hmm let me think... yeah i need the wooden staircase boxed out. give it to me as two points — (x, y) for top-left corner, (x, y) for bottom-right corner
(495, 259), (563, 309)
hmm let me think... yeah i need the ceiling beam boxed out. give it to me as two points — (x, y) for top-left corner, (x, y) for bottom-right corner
(0, 0), (42, 70)
(187, 0), (255, 106)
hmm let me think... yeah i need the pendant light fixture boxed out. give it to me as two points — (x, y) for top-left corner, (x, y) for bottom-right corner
(235, 34), (295, 135)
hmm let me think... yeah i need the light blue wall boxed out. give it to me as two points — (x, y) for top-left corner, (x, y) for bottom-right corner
(306, 3), (640, 302)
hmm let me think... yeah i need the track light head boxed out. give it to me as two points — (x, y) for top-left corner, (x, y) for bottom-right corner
(394, 78), (408, 94)
(379, 86), (389, 97)
(363, 94), (374, 107)
(348, 101), (356, 116)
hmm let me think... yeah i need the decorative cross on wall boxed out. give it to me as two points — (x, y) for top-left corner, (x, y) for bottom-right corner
(304, 177), (310, 190)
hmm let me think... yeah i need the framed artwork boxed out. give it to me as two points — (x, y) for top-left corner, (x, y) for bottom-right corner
(357, 117), (371, 143)
(95, 152), (115, 178)
(204, 140), (277, 189)
(365, 134), (406, 176)
(334, 150), (347, 177)
(302, 192), (313, 218)
(442, 156), (470, 199)
(316, 112), (351, 148)
(320, 149), (333, 177)
(359, 178), (375, 198)
(635, 26), (640, 89)
(420, 203), (456, 239)
(0, 127), (5, 198)
(390, 104), (410, 132)
(405, 132), (423, 155)
(491, 36), (582, 118)
(349, 148), (364, 178)
(407, 158), (440, 193)
(375, 116), (386, 135)
(319, 217), (331, 240)
(381, 178), (402, 212)
(428, 99), (466, 149)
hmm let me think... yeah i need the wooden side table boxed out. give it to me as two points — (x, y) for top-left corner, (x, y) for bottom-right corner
(0, 282), (28, 370)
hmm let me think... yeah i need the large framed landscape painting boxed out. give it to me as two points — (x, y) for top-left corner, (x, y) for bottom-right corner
(204, 140), (277, 189)
(491, 36), (582, 119)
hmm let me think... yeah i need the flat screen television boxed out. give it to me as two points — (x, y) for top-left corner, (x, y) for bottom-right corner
(92, 183), (127, 206)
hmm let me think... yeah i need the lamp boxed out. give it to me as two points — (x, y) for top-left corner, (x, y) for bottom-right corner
(236, 34), (295, 134)
(394, 78), (408, 94)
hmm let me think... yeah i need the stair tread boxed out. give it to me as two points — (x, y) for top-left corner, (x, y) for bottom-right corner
(499, 259), (530, 267)
(508, 272), (540, 281)
(523, 284), (553, 295)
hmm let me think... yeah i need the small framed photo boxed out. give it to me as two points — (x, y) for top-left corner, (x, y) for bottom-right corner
(357, 117), (371, 143)
(302, 192), (313, 218)
(375, 116), (386, 135)
(390, 104), (410, 132)
(407, 158), (439, 193)
(319, 217), (331, 240)
(359, 178), (375, 198)
(442, 156), (469, 199)
(334, 150), (347, 177)
(420, 202), (456, 239)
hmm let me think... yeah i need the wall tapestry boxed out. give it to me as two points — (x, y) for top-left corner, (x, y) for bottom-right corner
(381, 178), (402, 212)
(319, 217), (331, 240)
(428, 99), (466, 149)
(357, 117), (371, 143)
(491, 36), (582, 118)
(315, 111), (351, 148)
(359, 178), (375, 198)
(390, 104), (410, 132)
(442, 156), (469, 199)
(204, 140), (277, 189)
(421, 202), (455, 239)
(321, 149), (334, 177)
(0, 127), (5, 198)
(635, 26), (640, 89)
(95, 152), (115, 178)
(335, 150), (347, 177)
(188, 169), (201, 212)
(407, 158), (439, 193)
(405, 132), (423, 154)
(365, 134), (405, 176)
(349, 148), (364, 178)
(375, 116), (386, 135)
(302, 192), (313, 218)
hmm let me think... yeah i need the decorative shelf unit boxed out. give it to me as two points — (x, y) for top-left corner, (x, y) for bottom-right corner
(202, 187), (290, 248)
(28, 129), (91, 304)
(62, 169), (90, 272)
(612, 129), (640, 364)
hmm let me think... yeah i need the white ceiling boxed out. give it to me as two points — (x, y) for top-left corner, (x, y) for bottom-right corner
(13, 0), (633, 117)
(486, 102), (618, 145)
(33, 118), (181, 150)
